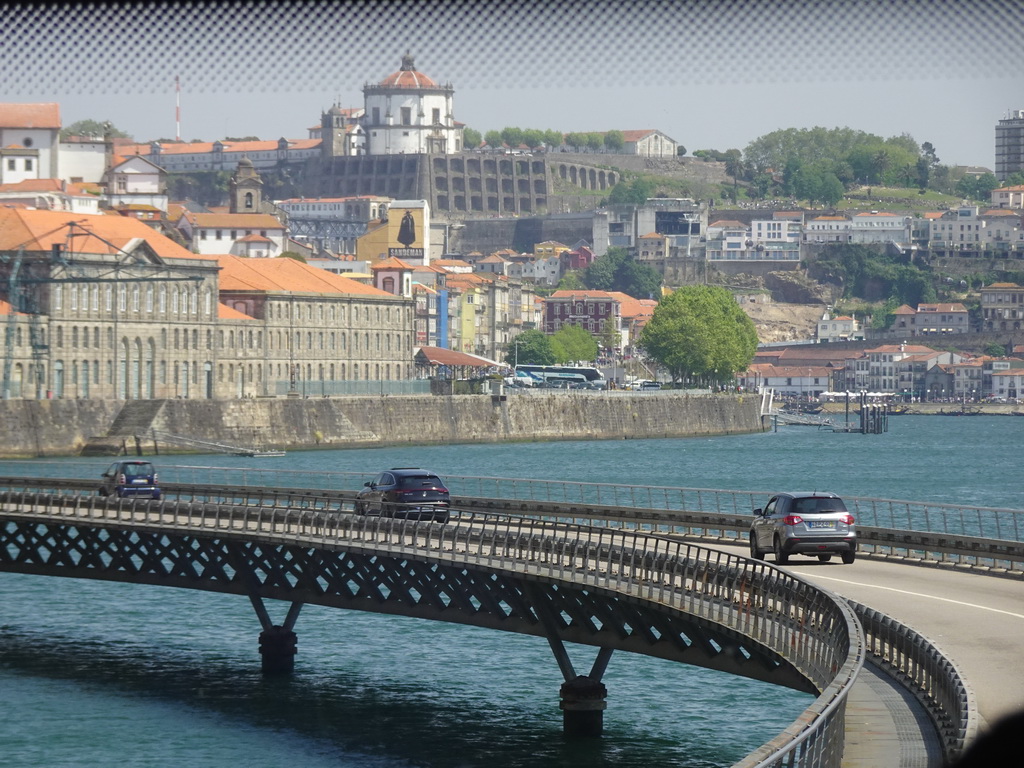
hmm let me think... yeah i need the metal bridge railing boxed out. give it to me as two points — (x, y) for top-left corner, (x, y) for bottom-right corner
(1, 486), (864, 768)
(12, 463), (1023, 544)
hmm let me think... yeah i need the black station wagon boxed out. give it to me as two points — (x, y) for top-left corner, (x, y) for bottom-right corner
(355, 468), (451, 523)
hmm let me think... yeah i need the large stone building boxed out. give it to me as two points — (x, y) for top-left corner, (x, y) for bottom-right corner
(0, 208), (412, 401)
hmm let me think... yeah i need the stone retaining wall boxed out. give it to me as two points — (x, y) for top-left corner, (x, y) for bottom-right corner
(0, 393), (765, 459)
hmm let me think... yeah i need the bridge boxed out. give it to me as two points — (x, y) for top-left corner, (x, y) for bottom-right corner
(2, 471), (1022, 767)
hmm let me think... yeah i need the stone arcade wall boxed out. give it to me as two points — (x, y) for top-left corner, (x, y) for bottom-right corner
(0, 393), (765, 459)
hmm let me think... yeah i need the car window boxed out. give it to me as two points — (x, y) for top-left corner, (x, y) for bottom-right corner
(124, 463), (153, 477)
(763, 498), (778, 516)
(397, 475), (440, 489)
(793, 497), (847, 515)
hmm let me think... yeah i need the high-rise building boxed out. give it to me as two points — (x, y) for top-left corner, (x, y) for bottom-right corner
(995, 109), (1024, 181)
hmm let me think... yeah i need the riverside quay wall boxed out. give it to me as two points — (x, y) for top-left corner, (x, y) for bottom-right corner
(0, 393), (765, 459)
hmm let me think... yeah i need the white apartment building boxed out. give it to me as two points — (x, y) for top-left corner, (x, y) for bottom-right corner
(929, 206), (984, 248)
(849, 212), (911, 244)
(991, 184), (1024, 209)
(805, 215), (851, 243)
(0, 103), (61, 182)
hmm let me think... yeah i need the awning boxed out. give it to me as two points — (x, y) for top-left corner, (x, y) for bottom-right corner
(414, 346), (504, 368)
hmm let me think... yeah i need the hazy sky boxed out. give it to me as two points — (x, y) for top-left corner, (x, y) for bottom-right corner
(5, 0), (1023, 169)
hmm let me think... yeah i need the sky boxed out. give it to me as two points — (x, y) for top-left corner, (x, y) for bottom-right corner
(4, 0), (1024, 170)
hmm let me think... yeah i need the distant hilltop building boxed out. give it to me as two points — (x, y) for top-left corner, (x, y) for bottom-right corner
(996, 108), (1024, 181)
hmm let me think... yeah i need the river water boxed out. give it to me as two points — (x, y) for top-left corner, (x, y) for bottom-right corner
(1, 416), (1021, 767)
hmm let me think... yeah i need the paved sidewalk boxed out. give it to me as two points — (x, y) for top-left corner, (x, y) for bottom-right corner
(842, 662), (945, 768)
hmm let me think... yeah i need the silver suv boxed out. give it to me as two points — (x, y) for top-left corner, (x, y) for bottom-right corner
(749, 492), (856, 564)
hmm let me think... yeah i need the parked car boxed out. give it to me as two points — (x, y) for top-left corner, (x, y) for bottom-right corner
(639, 381), (662, 390)
(749, 492), (856, 564)
(98, 459), (161, 500)
(355, 468), (451, 523)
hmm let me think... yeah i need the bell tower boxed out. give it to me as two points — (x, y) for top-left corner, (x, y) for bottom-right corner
(229, 155), (263, 213)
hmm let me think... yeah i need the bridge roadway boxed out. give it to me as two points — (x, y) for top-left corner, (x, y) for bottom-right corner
(704, 539), (1024, 768)
(3, 476), (1023, 767)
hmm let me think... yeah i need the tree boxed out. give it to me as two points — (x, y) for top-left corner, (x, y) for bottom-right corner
(586, 132), (604, 152)
(544, 129), (564, 149)
(676, 145), (687, 156)
(604, 130), (624, 152)
(505, 329), (554, 366)
(500, 126), (524, 149)
(278, 251), (307, 262)
(639, 285), (758, 384)
(522, 128), (545, 149)
(607, 177), (654, 205)
(483, 130), (503, 149)
(582, 246), (662, 299)
(60, 119), (130, 140)
(551, 324), (598, 364)
(600, 317), (620, 355)
(463, 127), (482, 148)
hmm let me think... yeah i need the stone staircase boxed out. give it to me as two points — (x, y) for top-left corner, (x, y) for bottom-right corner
(80, 400), (169, 456)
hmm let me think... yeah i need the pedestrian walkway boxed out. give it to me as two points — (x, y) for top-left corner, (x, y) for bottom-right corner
(842, 662), (944, 768)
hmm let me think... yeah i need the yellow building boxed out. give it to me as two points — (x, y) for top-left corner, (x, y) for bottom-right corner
(355, 200), (431, 264)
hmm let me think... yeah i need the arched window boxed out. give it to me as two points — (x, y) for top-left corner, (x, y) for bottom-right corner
(244, 191), (254, 209)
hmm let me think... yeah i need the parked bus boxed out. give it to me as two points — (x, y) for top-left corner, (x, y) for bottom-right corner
(514, 365), (607, 389)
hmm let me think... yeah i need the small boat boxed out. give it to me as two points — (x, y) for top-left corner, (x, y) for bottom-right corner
(234, 449), (287, 457)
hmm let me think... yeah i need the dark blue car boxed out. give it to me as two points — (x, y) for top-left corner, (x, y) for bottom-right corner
(99, 460), (161, 500)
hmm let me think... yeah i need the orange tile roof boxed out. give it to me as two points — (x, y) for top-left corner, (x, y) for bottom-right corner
(0, 178), (64, 193)
(218, 302), (254, 320)
(0, 103), (60, 129)
(186, 212), (283, 229)
(371, 256), (415, 270)
(122, 138), (320, 156)
(0, 207), (199, 261)
(215, 254), (394, 297)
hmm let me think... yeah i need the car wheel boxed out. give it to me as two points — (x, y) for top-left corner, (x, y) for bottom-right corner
(841, 551), (856, 564)
(749, 534), (764, 560)
(774, 536), (790, 565)
(817, 554), (832, 563)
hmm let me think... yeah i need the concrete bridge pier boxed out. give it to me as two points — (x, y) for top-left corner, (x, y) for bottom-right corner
(249, 596), (303, 675)
(559, 675), (608, 737)
(526, 583), (613, 735)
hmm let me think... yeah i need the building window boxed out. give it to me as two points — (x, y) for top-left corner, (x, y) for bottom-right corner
(432, 107), (441, 124)
(401, 107), (412, 126)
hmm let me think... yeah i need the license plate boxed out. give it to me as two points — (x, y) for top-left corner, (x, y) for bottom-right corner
(132, 479), (147, 484)
(809, 521), (835, 529)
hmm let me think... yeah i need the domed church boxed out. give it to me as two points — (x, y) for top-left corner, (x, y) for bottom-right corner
(361, 54), (462, 156)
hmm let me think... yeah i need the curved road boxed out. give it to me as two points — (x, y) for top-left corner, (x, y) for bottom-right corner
(711, 540), (1024, 729)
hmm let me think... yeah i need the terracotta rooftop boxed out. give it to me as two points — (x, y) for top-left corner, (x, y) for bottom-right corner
(0, 102), (60, 129)
(215, 254), (394, 297)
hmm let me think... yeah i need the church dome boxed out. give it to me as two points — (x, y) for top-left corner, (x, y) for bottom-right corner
(378, 54), (437, 88)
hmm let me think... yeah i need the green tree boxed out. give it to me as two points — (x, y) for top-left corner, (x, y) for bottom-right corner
(551, 324), (599, 364)
(582, 247), (662, 300)
(639, 286), (758, 384)
(60, 119), (130, 140)
(600, 317), (620, 354)
(278, 251), (307, 262)
(608, 177), (654, 205)
(676, 145), (687, 156)
(565, 132), (586, 151)
(984, 342), (1006, 357)
(544, 129), (564, 148)
(483, 130), (503, 149)
(505, 329), (554, 366)
(586, 132), (604, 152)
(604, 130), (625, 152)
(1002, 171), (1024, 186)
(500, 126), (524, 149)
(522, 128), (545, 149)
(463, 127), (482, 148)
